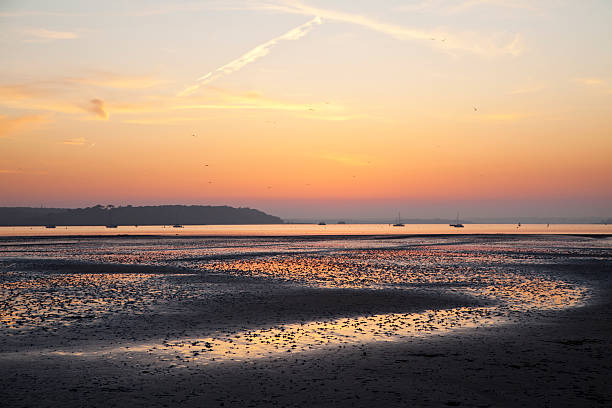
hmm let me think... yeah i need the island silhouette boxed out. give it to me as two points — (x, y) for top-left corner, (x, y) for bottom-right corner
(0, 205), (283, 226)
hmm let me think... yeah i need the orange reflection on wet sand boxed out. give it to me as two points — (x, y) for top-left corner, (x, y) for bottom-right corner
(58, 306), (503, 365)
(2, 235), (603, 367)
(0, 273), (155, 330)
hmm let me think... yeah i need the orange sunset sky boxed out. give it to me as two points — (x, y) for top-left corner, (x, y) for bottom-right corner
(1, 0), (611, 219)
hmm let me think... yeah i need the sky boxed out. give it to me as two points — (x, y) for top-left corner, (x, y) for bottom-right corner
(0, 0), (611, 220)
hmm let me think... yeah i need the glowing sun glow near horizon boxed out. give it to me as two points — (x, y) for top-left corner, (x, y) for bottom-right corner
(1, 0), (611, 219)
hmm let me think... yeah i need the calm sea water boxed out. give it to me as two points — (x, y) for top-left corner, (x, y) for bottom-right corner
(0, 223), (610, 236)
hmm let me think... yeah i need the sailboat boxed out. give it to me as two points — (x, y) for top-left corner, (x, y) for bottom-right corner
(393, 212), (404, 227)
(449, 212), (464, 228)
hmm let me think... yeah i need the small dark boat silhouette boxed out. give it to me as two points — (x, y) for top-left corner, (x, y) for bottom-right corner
(45, 225), (56, 229)
(393, 212), (404, 227)
(105, 224), (118, 228)
(172, 224), (184, 228)
(450, 212), (464, 228)
(318, 222), (326, 225)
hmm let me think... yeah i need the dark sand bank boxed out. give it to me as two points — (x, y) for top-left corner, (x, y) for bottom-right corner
(1, 288), (610, 408)
(0, 283), (481, 351)
(1, 235), (610, 407)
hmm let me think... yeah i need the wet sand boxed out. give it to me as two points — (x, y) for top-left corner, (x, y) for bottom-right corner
(0, 235), (611, 407)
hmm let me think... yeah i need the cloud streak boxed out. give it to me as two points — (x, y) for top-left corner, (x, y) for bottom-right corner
(83, 99), (108, 119)
(449, 0), (538, 13)
(250, 0), (523, 56)
(66, 72), (168, 89)
(172, 90), (344, 116)
(23, 28), (78, 41)
(0, 114), (48, 137)
(179, 16), (322, 96)
(63, 137), (86, 145)
(575, 77), (605, 87)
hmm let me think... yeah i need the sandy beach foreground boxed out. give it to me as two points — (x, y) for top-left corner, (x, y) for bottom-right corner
(1, 234), (611, 407)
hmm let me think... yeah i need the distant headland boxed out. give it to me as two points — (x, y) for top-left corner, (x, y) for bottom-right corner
(0, 205), (284, 226)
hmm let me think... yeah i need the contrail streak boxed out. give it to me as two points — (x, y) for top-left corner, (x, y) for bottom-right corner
(179, 16), (322, 96)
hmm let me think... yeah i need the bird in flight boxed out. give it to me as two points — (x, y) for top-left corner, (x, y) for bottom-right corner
(473, 107), (478, 111)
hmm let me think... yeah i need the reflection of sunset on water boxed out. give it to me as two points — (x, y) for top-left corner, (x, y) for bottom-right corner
(1, 224), (611, 237)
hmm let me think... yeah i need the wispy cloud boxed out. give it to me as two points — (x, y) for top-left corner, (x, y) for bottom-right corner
(22, 28), (78, 42)
(82, 99), (108, 119)
(0, 114), (49, 137)
(179, 16), (322, 96)
(66, 72), (168, 89)
(575, 77), (606, 87)
(122, 117), (206, 125)
(396, 0), (537, 13)
(0, 72), (166, 119)
(172, 101), (327, 112)
(173, 90), (344, 117)
(574, 77), (612, 94)
(63, 137), (86, 145)
(0, 75), (349, 121)
(250, 0), (523, 56)
(394, 0), (540, 13)
(448, 0), (538, 13)
(8, 72), (167, 90)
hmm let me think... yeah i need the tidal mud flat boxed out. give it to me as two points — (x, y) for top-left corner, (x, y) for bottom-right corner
(0, 234), (611, 407)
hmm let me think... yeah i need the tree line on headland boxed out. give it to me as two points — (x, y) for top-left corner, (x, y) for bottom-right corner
(0, 205), (284, 226)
